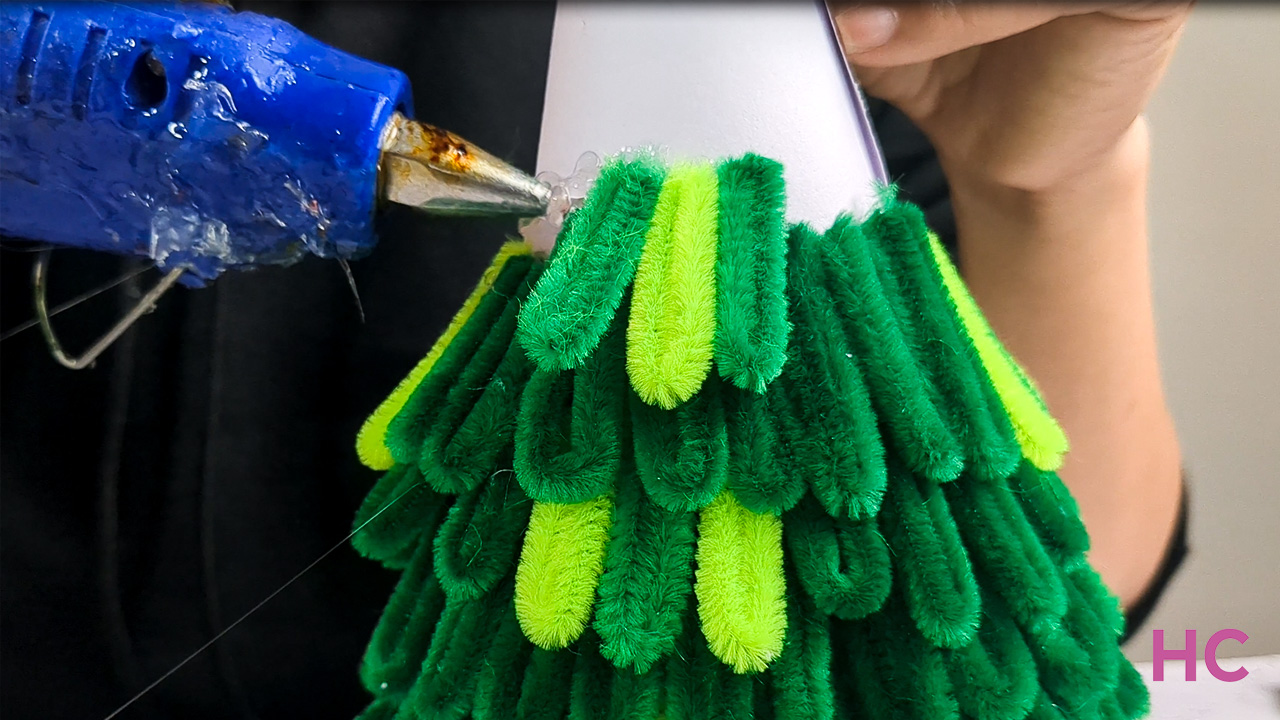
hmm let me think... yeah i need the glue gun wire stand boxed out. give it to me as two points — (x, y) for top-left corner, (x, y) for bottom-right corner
(0, 1), (551, 368)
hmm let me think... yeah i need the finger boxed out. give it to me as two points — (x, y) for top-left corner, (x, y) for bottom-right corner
(830, 2), (1102, 67)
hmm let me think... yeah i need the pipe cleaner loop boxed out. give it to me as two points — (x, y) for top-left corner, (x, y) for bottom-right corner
(593, 467), (697, 673)
(515, 305), (629, 505)
(628, 162), (721, 409)
(694, 490), (786, 674)
(519, 157), (666, 372)
(515, 495), (614, 650)
(713, 153), (791, 394)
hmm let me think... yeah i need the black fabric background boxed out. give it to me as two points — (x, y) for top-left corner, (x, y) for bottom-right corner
(1, 3), (1088, 719)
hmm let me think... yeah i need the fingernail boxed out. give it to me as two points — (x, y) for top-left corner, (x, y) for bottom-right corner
(836, 5), (899, 52)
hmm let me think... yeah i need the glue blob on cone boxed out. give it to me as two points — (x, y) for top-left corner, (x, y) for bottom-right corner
(351, 4), (1145, 720)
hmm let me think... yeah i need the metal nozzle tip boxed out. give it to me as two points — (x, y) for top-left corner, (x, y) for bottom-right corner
(378, 113), (550, 218)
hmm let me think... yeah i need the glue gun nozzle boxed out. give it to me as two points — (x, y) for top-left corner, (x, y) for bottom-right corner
(378, 112), (550, 218)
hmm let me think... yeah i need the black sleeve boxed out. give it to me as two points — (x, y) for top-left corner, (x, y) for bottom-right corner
(867, 97), (1190, 641)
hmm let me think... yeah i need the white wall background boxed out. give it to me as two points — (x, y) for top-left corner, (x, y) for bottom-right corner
(1125, 4), (1280, 662)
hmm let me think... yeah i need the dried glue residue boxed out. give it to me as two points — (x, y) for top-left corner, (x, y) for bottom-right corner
(519, 151), (602, 256)
(150, 206), (231, 266)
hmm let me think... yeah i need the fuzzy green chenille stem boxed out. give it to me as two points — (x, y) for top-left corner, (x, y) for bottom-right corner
(472, 598), (535, 720)
(713, 153), (790, 394)
(632, 374), (730, 514)
(945, 477), (1069, 631)
(519, 157), (666, 372)
(879, 454), (982, 649)
(515, 307), (629, 505)
(942, 591), (1040, 720)
(417, 264), (542, 493)
(723, 384), (806, 515)
(821, 216), (965, 482)
(384, 254), (535, 466)
(627, 162), (722, 409)
(784, 493), (891, 621)
(351, 152), (1149, 720)
(593, 467), (697, 672)
(784, 223), (887, 520)
(433, 469), (532, 601)
(350, 463), (450, 570)
(359, 538), (447, 699)
(770, 567), (836, 720)
(863, 200), (1021, 482)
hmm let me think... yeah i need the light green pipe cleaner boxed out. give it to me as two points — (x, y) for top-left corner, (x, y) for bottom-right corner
(349, 153), (1146, 720)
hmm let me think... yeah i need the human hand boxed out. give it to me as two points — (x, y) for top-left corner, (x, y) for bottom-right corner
(831, 2), (1193, 194)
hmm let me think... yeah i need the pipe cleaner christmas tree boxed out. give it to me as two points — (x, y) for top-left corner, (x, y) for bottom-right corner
(349, 153), (1149, 720)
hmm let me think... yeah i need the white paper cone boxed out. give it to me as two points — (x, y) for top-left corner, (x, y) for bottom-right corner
(536, 0), (886, 231)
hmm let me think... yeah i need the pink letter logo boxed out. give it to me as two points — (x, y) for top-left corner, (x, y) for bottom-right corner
(1205, 629), (1249, 682)
(1152, 629), (1249, 681)
(1153, 629), (1197, 681)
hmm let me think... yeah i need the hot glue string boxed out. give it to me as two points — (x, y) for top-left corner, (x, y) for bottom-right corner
(100, 479), (426, 720)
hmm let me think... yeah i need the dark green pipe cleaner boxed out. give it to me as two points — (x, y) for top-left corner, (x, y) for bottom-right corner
(1063, 575), (1126, 704)
(473, 598), (536, 720)
(665, 599), (755, 720)
(632, 373), (730, 513)
(356, 696), (401, 720)
(770, 567), (836, 720)
(1090, 659), (1150, 720)
(385, 253), (535, 465)
(401, 577), (515, 720)
(608, 664), (665, 720)
(837, 586), (960, 720)
(1067, 565), (1126, 638)
(516, 648), (577, 720)
(1011, 461), (1092, 569)
(945, 477), (1069, 632)
(822, 216), (964, 482)
(419, 331), (535, 494)
(418, 264), (541, 493)
(784, 493), (891, 621)
(516, 305), (629, 505)
(1113, 654), (1152, 719)
(942, 590), (1039, 720)
(569, 630), (616, 720)
(664, 598), (716, 720)
(723, 383), (806, 514)
(713, 153), (790, 393)
(1025, 692), (1070, 720)
(880, 455), (981, 649)
(593, 465), (696, 672)
(758, 374), (816, 513)
(519, 157), (666, 372)
(351, 463), (450, 570)
(1023, 577), (1123, 712)
(568, 629), (668, 720)
(863, 198), (1021, 482)
(754, 672), (778, 720)
(359, 538), (447, 699)
(784, 222), (887, 520)
(433, 469), (532, 601)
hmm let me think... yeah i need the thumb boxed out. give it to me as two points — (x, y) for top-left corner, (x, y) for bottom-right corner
(829, 2), (1097, 66)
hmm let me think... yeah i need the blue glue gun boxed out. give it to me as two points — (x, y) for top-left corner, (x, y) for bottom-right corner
(0, 1), (550, 283)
